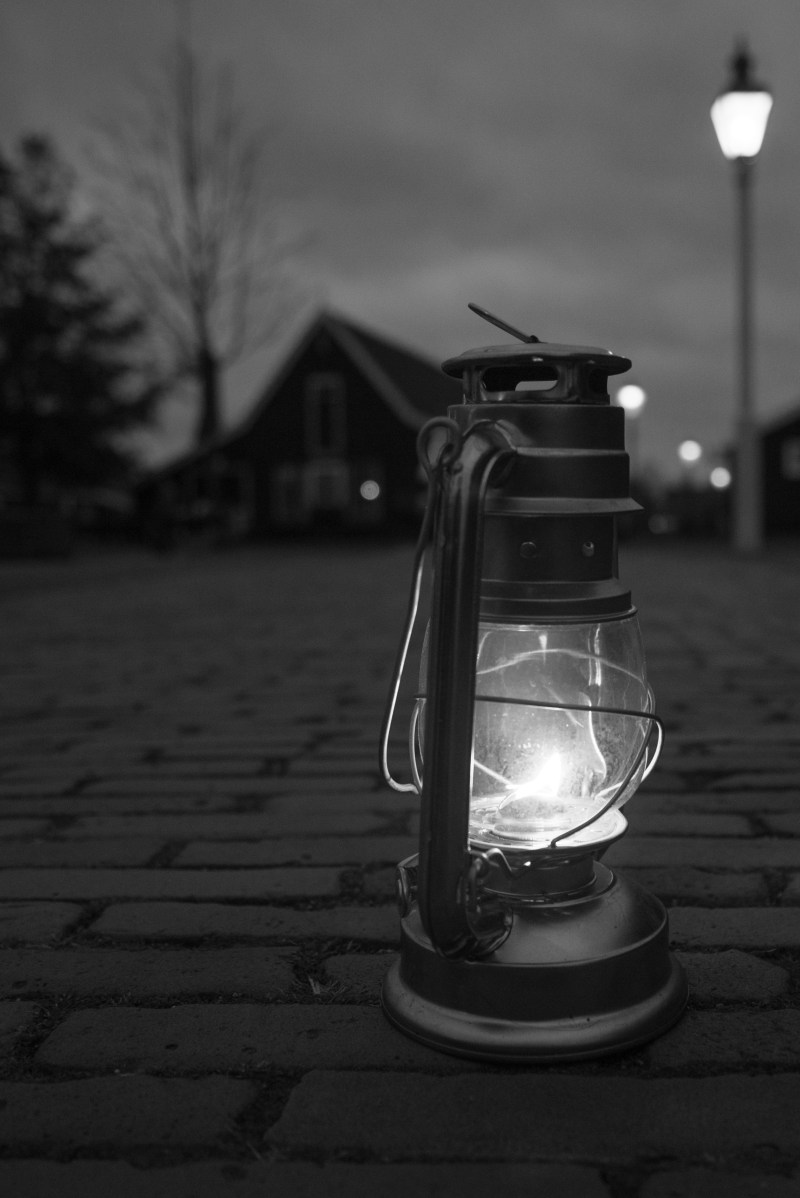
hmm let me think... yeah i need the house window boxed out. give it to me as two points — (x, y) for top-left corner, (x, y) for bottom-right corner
(781, 437), (800, 480)
(304, 460), (349, 511)
(271, 464), (309, 528)
(305, 373), (346, 455)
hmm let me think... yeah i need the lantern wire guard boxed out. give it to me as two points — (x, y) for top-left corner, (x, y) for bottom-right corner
(379, 314), (687, 1062)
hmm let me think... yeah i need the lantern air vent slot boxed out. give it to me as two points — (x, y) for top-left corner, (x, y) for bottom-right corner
(481, 365), (559, 393)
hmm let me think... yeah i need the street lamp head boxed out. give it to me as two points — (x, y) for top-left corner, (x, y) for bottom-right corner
(711, 41), (773, 161)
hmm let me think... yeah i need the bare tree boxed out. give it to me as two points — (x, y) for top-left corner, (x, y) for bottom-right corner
(93, 37), (297, 444)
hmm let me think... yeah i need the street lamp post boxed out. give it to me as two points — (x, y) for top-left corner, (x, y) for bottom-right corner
(711, 43), (773, 553)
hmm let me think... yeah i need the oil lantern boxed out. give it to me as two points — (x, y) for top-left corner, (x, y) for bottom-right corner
(379, 306), (687, 1062)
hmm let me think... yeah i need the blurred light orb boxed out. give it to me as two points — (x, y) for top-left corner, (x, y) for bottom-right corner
(678, 440), (703, 464)
(710, 466), (732, 490)
(615, 384), (647, 414)
(711, 91), (773, 159)
(360, 480), (381, 501)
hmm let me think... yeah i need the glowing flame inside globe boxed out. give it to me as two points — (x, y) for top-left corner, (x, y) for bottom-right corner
(468, 619), (651, 847)
(418, 615), (653, 850)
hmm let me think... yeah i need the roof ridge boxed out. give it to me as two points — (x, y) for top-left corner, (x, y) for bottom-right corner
(324, 318), (436, 429)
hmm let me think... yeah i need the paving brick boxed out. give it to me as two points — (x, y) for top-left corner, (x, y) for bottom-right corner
(89, 902), (400, 943)
(641, 1168), (800, 1197)
(35, 1003), (475, 1073)
(0, 901), (83, 943)
(77, 760), (268, 779)
(268, 1072), (800, 1162)
(64, 811), (388, 836)
(640, 792), (800, 814)
(669, 908), (800, 949)
(606, 837), (800, 869)
(0, 867), (341, 901)
(0, 839), (165, 867)
(174, 835), (416, 868)
(643, 1010), (800, 1070)
(623, 812), (752, 836)
(363, 867), (398, 898)
(625, 868), (768, 905)
(664, 752), (800, 771)
(79, 776), (379, 797)
(678, 950), (790, 1003)
(709, 773), (800, 791)
(0, 768), (97, 789)
(0, 1161), (610, 1198)
(264, 792), (416, 814)
(0, 1162), (598, 1198)
(0, 782), (72, 799)
(0, 947), (295, 999)
(0, 1001), (38, 1060)
(0, 794), (241, 815)
(0, 819), (50, 837)
(764, 813), (800, 835)
(779, 875), (800, 904)
(0, 1076), (256, 1148)
(323, 953), (397, 993)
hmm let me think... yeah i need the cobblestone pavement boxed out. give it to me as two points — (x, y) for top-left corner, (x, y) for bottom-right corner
(0, 539), (799, 1196)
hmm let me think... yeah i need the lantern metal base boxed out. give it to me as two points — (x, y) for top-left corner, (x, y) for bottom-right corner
(382, 868), (687, 1063)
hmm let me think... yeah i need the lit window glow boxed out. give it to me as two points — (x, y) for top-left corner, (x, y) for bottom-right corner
(359, 480), (381, 501)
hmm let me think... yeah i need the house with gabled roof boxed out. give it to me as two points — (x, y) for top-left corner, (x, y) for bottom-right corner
(759, 404), (800, 535)
(137, 310), (462, 542)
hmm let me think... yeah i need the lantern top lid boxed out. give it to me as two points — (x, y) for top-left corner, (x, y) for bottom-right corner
(443, 306), (631, 403)
(441, 340), (631, 379)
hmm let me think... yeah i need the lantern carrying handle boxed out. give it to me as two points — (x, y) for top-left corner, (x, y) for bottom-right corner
(378, 418), (464, 795)
(415, 417), (516, 959)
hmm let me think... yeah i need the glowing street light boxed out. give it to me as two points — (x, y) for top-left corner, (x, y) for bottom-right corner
(711, 42), (773, 552)
(379, 306), (687, 1062)
(678, 440), (703, 465)
(615, 385), (647, 473)
(615, 384), (647, 414)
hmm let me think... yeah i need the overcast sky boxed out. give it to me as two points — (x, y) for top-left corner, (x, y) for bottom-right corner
(2, 0), (799, 478)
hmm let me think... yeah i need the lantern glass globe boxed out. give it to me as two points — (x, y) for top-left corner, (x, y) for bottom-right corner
(468, 617), (651, 847)
(419, 616), (652, 850)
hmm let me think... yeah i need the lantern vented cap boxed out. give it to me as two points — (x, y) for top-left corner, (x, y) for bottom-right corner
(442, 341), (631, 406)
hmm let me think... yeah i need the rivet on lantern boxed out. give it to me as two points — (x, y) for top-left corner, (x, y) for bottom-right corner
(378, 305), (688, 1063)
